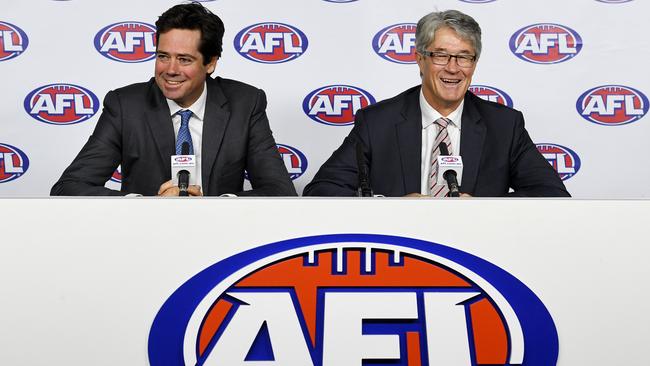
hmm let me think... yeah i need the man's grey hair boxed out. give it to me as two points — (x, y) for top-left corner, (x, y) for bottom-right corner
(415, 10), (482, 59)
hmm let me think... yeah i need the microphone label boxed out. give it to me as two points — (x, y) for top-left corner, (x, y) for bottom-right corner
(436, 155), (463, 185)
(171, 154), (197, 185)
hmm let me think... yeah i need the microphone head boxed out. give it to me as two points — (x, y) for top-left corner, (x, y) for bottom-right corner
(181, 141), (190, 155)
(438, 142), (450, 156)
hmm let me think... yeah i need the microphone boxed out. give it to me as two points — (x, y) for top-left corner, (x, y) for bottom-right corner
(356, 141), (373, 197)
(437, 142), (462, 197)
(178, 142), (190, 196)
(171, 141), (196, 197)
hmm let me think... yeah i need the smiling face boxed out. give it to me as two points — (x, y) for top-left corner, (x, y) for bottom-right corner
(416, 26), (477, 116)
(154, 28), (217, 108)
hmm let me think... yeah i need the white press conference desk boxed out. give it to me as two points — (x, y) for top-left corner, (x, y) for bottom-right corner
(0, 198), (648, 366)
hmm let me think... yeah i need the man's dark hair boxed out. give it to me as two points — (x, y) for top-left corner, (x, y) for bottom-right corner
(155, 2), (225, 64)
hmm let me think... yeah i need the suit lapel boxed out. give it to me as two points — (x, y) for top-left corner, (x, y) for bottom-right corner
(396, 87), (422, 195)
(459, 93), (486, 194)
(201, 77), (230, 192)
(144, 80), (175, 178)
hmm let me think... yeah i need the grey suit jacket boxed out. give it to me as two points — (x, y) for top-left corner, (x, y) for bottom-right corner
(303, 85), (569, 197)
(51, 77), (296, 196)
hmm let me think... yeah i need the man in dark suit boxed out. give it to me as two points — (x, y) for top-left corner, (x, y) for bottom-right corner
(304, 10), (569, 198)
(51, 3), (296, 197)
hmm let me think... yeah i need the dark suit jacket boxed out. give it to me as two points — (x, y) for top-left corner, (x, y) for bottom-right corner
(51, 77), (296, 196)
(303, 85), (569, 197)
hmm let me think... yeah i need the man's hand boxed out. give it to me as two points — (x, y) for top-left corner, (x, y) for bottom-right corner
(157, 180), (203, 197)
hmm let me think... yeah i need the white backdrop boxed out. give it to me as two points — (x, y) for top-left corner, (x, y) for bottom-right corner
(1, 0), (648, 197)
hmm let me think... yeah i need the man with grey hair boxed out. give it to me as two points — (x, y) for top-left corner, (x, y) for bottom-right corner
(304, 9), (569, 197)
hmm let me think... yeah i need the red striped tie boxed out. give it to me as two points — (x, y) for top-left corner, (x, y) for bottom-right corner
(429, 118), (452, 197)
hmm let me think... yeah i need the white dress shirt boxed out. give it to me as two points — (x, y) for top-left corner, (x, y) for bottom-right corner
(419, 90), (464, 195)
(165, 82), (207, 190)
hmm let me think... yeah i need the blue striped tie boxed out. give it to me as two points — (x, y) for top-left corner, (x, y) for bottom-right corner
(175, 109), (194, 155)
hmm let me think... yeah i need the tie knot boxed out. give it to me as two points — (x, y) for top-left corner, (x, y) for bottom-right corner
(434, 117), (450, 129)
(177, 109), (193, 124)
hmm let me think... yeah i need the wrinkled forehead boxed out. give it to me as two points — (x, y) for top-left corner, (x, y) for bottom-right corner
(430, 26), (476, 53)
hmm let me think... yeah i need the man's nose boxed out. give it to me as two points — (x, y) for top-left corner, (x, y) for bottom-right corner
(445, 56), (461, 72)
(166, 59), (180, 74)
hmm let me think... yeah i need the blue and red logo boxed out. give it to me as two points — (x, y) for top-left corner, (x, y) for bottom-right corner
(0, 143), (29, 183)
(110, 166), (122, 184)
(469, 85), (514, 107)
(234, 23), (308, 64)
(509, 23), (582, 64)
(536, 143), (581, 181)
(303, 85), (375, 126)
(596, 0), (633, 3)
(94, 22), (157, 63)
(245, 144), (308, 181)
(441, 156), (461, 163)
(0, 21), (28, 61)
(576, 85), (647, 126)
(278, 144), (308, 180)
(24, 84), (99, 125)
(149, 234), (558, 366)
(372, 23), (417, 64)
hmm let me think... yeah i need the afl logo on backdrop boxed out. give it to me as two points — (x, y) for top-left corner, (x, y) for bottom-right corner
(0, 21), (28, 61)
(459, 0), (497, 3)
(303, 85), (375, 126)
(110, 166), (122, 183)
(577, 85), (647, 126)
(0, 143), (29, 183)
(149, 234), (559, 366)
(596, 0), (633, 3)
(234, 23), (308, 64)
(245, 144), (308, 182)
(24, 84), (99, 125)
(94, 22), (156, 63)
(537, 143), (581, 180)
(278, 144), (308, 180)
(509, 23), (582, 64)
(469, 85), (514, 107)
(372, 23), (417, 64)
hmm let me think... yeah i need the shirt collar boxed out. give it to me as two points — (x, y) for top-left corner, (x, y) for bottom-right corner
(419, 89), (464, 130)
(166, 81), (208, 121)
